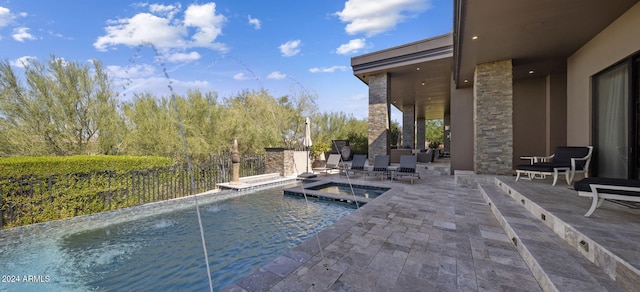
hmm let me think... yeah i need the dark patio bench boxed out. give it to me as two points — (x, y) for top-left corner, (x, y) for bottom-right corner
(574, 177), (640, 217)
(515, 146), (593, 186)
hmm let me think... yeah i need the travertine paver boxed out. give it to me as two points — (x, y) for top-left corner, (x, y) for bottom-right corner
(227, 165), (543, 291)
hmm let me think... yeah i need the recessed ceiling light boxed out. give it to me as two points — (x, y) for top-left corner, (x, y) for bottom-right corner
(464, 79), (469, 83)
(421, 82), (425, 86)
(529, 70), (534, 74)
(416, 67), (420, 71)
(472, 36), (479, 40)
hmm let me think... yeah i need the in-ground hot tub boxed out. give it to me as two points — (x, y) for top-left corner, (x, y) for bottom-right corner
(284, 180), (390, 205)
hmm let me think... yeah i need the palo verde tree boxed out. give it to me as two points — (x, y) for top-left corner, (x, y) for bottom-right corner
(0, 56), (121, 156)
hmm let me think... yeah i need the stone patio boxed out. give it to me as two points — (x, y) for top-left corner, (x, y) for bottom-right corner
(224, 159), (640, 291)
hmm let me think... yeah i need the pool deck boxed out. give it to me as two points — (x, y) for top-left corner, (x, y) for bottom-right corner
(226, 159), (640, 291)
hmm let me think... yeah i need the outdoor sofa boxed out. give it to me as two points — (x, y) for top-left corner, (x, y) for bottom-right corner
(515, 146), (593, 186)
(574, 177), (640, 217)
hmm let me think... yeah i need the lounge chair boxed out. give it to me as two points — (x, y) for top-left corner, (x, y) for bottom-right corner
(315, 154), (342, 176)
(515, 146), (593, 186)
(574, 177), (640, 217)
(391, 155), (421, 184)
(342, 154), (367, 178)
(363, 155), (389, 181)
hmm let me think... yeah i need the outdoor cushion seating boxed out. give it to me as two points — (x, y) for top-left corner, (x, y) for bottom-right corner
(363, 155), (389, 181)
(574, 177), (640, 217)
(390, 149), (412, 163)
(315, 154), (343, 176)
(391, 155), (421, 184)
(417, 149), (434, 163)
(515, 146), (593, 186)
(342, 154), (367, 178)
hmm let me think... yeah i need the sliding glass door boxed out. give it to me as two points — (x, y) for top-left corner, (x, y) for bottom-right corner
(593, 61), (630, 178)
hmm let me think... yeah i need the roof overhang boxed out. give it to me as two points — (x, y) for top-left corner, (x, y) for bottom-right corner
(453, 0), (640, 88)
(351, 33), (453, 120)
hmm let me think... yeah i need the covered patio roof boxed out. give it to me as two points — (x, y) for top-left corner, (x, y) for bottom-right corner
(454, 0), (639, 88)
(351, 33), (453, 121)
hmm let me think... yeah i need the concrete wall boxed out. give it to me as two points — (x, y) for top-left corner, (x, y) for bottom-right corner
(567, 2), (640, 146)
(450, 81), (474, 172)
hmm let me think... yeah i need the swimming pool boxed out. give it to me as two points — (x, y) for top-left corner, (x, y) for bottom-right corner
(0, 185), (354, 291)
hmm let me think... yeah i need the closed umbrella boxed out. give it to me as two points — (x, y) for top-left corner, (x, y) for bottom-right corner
(299, 117), (316, 178)
(303, 117), (312, 149)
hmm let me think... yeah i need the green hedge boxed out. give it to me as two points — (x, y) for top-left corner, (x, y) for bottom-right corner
(0, 155), (173, 179)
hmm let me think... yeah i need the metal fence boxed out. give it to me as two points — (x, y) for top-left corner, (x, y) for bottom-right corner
(0, 154), (265, 229)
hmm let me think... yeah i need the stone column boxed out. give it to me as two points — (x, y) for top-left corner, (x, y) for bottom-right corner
(473, 59), (513, 175)
(265, 148), (295, 176)
(402, 105), (415, 149)
(416, 117), (426, 149)
(368, 73), (391, 161)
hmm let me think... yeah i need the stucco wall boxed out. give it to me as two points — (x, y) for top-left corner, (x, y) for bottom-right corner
(567, 2), (640, 146)
(513, 77), (547, 163)
(450, 83), (474, 172)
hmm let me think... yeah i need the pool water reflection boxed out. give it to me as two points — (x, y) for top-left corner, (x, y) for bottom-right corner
(0, 185), (354, 291)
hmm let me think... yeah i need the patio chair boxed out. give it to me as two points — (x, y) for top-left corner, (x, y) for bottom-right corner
(391, 155), (421, 184)
(342, 154), (367, 178)
(515, 146), (593, 186)
(574, 177), (640, 217)
(315, 154), (342, 176)
(363, 155), (389, 181)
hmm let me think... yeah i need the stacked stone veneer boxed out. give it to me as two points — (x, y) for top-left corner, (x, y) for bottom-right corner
(473, 60), (513, 175)
(265, 148), (295, 176)
(417, 118), (425, 149)
(402, 105), (415, 148)
(368, 73), (391, 161)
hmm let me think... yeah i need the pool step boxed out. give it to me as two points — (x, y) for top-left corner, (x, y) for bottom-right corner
(478, 182), (625, 291)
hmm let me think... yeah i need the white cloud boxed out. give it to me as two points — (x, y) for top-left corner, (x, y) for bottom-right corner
(149, 3), (181, 19)
(94, 13), (186, 50)
(9, 56), (37, 68)
(336, 38), (367, 55)
(267, 71), (287, 79)
(107, 64), (156, 79)
(279, 39), (301, 57)
(335, 0), (431, 36)
(12, 27), (35, 42)
(248, 15), (261, 29)
(118, 76), (212, 98)
(94, 2), (227, 53)
(166, 51), (201, 62)
(184, 3), (226, 47)
(233, 72), (251, 80)
(0, 7), (14, 27)
(309, 66), (347, 73)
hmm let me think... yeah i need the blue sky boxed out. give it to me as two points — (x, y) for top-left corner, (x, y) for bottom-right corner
(0, 0), (452, 119)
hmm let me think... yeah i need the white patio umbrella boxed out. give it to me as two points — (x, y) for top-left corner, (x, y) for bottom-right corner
(303, 117), (313, 149)
(299, 117), (316, 178)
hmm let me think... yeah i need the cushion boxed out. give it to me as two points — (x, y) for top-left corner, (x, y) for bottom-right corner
(517, 163), (565, 172)
(553, 146), (590, 169)
(574, 177), (640, 197)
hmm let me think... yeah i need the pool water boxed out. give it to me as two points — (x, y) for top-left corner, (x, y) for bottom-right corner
(0, 186), (354, 291)
(308, 182), (389, 199)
